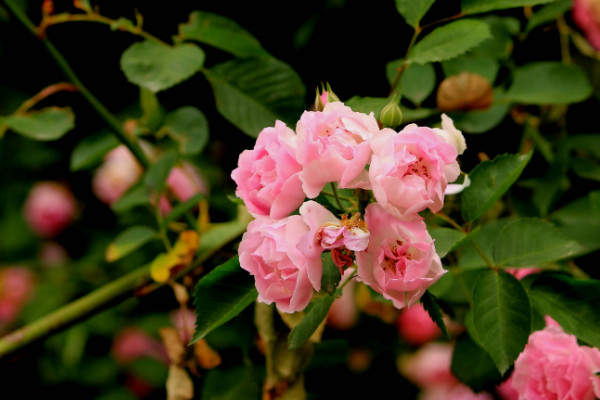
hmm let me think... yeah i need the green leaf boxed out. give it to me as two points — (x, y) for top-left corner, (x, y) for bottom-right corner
(201, 366), (262, 400)
(178, 11), (269, 58)
(429, 227), (466, 258)
(161, 192), (204, 228)
(451, 333), (503, 392)
(111, 184), (150, 213)
(288, 294), (337, 350)
(526, 0), (572, 32)
(205, 57), (305, 137)
(192, 256), (258, 343)
(70, 130), (119, 171)
(2, 107), (74, 141)
(162, 106), (209, 155)
(470, 16), (517, 60)
(505, 62), (592, 104)
(320, 254), (341, 296)
(399, 63), (436, 105)
(529, 273), (600, 349)
(442, 53), (499, 83)
(120, 41), (205, 93)
(551, 190), (600, 255)
(450, 102), (510, 134)
(461, 152), (532, 222)
(105, 226), (158, 262)
(407, 19), (491, 64)
(462, 0), (556, 15)
(395, 0), (435, 28)
(144, 150), (178, 193)
(493, 218), (583, 267)
(472, 269), (531, 374)
(420, 291), (449, 338)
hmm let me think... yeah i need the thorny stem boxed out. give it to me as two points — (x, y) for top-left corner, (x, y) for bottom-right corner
(330, 182), (346, 212)
(3, 0), (151, 169)
(0, 209), (253, 357)
(39, 12), (169, 47)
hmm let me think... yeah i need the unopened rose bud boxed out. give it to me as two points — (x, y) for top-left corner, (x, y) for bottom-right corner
(314, 82), (340, 111)
(379, 91), (403, 129)
(24, 182), (76, 238)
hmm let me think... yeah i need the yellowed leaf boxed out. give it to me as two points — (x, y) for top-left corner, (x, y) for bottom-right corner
(194, 338), (222, 369)
(159, 327), (185, 365)
(150, 230), (200, 283)
(437, 72), (493, 112)
(166, 365), (194, 400)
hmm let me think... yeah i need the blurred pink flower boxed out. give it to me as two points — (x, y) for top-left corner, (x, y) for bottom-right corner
(573, 0), (600, 51)
(356, 203), (445, 309)
(327, 271), (359, 330)
(112, 327), (169, 365)
(296, 101), (380, 198)
(166, 162), (209, 203)
(511, 320), (600, 400)
(231, 120), (305, 219)
(92, 145), (143, 205)
(170, 308), (196, 345)
(0, 266), (35, 327)
(396, 303), (442, 345)
(24, 181), (76, 238)
(369, 124), (460, 218)
(504, 267), (541, 280)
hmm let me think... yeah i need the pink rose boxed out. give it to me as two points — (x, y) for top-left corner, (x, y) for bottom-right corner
(166, 162), (209, 203)
(0, 266), (35, 327)
(511, 321), (600, 400)
(112, 327), (169, 364)
(505, 267), (541, 280)
(355, 203), (445, 309)
(92, 145), (143, 205)
(396, 303), (442, 345)
(327, 270), (359, 330)
(231, 120), (305, 219)
(296, 102), (380, 198)
(24, 181), (77, 238)
(573, 0), (600, 51)
(422, 384), (494, 400)
(239, 201), (334, 313)
(369, 124), (460, 218)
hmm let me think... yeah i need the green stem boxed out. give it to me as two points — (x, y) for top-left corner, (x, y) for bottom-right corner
(0, 208), (252, 357)
(3, 0), (150, 169)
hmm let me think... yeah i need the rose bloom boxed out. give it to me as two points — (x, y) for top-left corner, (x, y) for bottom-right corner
(231, 120), (305, 219)
(92, 145), (143, 205)
(0, 266), (35, 327)
(355, 203), (445, 309)
(295, 101), (381, 198)
(24, 181), (76, 238)
(397, 303), (442, 346)
(238, 201), (338, 313)
(573, 0), (600, 51)
(369, 123), (460, 218)
(166, 162), (209, 203)
(511, 320), (600, 400)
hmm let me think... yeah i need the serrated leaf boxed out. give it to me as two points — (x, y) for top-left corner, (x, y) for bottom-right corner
(551, 190), (600, 255)
(144, 150), (178, 193)
(120, 41), (205, 93)
(288, 294), (337, 350)
(493, 218), (583, 267)
(526, 0), (572, 32)
(105, 226), (158, 262)
(429, 227), (466, 258)
(320, 254), (341, 296)
(420, 291), (449, 338)
(407, 19), (491, 64)
(505, 62), (592, 104)
(192, 256), (258, 343)
(442, 54), (499, 83)
(451, 333), (503, 392)
(529, 273), (600, 349)
(178, 11), (268, 58)
(472, 269), (531, 374)
(461, 152), (532, 222)
(205, 57), (305, 137)
(162, 106), (209, 155)
(462, 0), (556, 15)
(2, 107), (74, 141)
(450, 102), (510, 134)
(70, 130), (119, 171)
(471, 16), (517, 60)
(395, 0), (435, 28)
(400, 63), (436, 105)
(111, 183), (150, 213)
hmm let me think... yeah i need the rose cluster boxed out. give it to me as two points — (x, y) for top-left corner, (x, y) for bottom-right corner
(232, 101), (465, 313)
